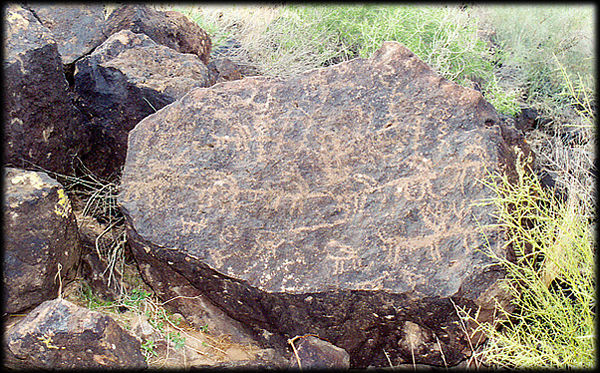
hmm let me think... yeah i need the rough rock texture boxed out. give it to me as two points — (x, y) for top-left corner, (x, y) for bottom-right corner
(3, 168), (81, 314)
(207, 58), (243, 86)
(104, 4), (211, 65)
(2, 298), (147, 369)
(119, 42), (531, 367)
(27, 4), (106, 65)
(289, 335), (350, 369)
(3, 4), (88, 175)
(73, 29), (211, 179)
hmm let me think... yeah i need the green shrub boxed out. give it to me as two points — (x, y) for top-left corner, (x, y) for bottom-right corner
(259, 5), (497, 84)
(456, 151), (595, 368)
(182, 4), (521, 114)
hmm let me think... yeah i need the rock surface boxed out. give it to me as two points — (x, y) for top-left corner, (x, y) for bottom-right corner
(27, 4), (106, 65)
(207, 57), (243, 85)
(73, 29), (211, 179)
(2, 298), (147, 369)
(3, 4), (88, 175)
(3, 168), (81, 314)
(104, 4), (211, 64)
(289, 335), (350, 369)
(119, 41), (530, 367)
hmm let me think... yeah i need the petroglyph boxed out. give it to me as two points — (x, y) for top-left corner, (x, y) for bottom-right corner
(324, 240), (362, 274)
(121, 41), (518, 296)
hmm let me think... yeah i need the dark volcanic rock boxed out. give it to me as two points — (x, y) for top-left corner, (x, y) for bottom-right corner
(118, 41), (530, 367)
(515, 107), (539, 132)
(104, 4), (211, 64)
(2, 298), (146, 369)
(27, 4), (106, 65)
(207, 57), (243, 85)
(73, 29), (210, 179)
(3, 168), (81, 314)
(3, 4), (88, 175)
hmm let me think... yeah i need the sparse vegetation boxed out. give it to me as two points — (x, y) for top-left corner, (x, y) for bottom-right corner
(471, 5), (595, 122)
(455, 141), (595, 368)
(24, 158), (246, 367)
(64, 264), (239, 367)
(174, 4), (520, 115)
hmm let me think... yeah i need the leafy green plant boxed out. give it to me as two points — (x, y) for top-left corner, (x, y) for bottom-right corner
(148, 315), (165, 333)
(79, 282), (114, 310)
(168, 332), (186, 350)
(122, 288), (151, 308)
(483, 74), (521, 116)
(141, 339), (158, 359)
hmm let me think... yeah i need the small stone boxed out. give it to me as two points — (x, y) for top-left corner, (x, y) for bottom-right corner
(289, 336), (350, 369)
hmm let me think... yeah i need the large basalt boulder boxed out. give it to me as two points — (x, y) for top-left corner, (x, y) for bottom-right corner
(3, 168), (81, 314)
(104, 4), (211, 64)
(3, 4), (88, 175)
(118, 42), (531, 367)
(73, 29), (211, 179)
(26, 4), (106, 65)
(2, 298), (147, 369)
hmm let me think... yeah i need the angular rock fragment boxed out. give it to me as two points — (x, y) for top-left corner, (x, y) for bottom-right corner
(2, 298), (146, 369)
(27, 4), (106, 65)
(289, 335), (350, 369)
(104, 4), (211, 64)
(119, 42), (531, 367)
(73, 29), (210, 179)
(3, 4), (88, 175)
(3, 168), (81, 314)
(207, 57), (243, 86)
